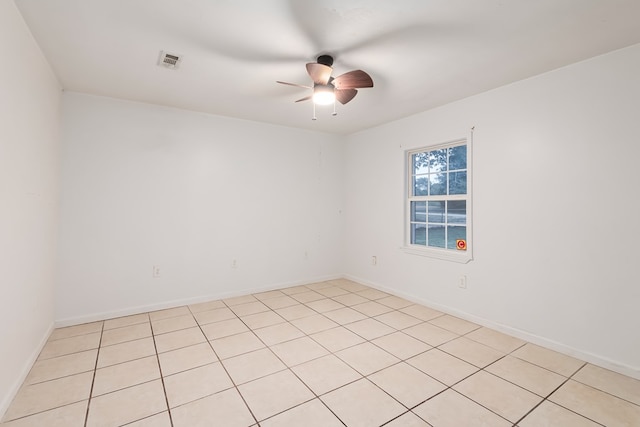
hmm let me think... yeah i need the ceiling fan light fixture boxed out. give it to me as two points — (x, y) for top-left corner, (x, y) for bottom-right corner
(313, 84), (335, 105)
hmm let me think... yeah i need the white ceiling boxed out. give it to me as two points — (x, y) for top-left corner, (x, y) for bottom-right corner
(15, 0), (640, 134)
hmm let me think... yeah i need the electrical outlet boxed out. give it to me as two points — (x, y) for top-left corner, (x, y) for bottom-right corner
(459, 275), (467, 289)
(372, 256), (377, 266)
(153, 265), (161, 278)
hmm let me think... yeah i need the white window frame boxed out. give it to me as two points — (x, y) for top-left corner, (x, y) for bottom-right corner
(402, 134), (473, 264)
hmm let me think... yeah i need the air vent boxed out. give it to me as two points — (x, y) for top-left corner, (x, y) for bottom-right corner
(158, 51), (182, 69)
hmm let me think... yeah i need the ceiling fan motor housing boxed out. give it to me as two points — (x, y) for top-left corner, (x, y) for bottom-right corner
(317, 55), (334, 67)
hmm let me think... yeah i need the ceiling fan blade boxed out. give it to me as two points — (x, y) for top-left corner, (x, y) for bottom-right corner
(332, 70), (374, 89)
(306, 63), (332, 85)
(277, 81), (312, 89)
(335, 88), (358, 105)
(295, 95), (312, 103)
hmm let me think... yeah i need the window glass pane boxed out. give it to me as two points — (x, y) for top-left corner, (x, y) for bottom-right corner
(447, 200), (466, 224)
(449, 145), (467, 170)
(411, 201), (426, 222)
(411, 224), (426, 245)
(429, 149), (448, 172)
(428, 225), (445, 248)
(413, 153), (429, 175)
(429, 174), (447, 195)
(428, 201), (445, 223)
(449, 171), (467, 195)
(413, 176), (428, 196)
(447, 226), (466, 249)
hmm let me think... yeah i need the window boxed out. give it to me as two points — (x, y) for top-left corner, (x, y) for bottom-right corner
(405, 139), (472, 263)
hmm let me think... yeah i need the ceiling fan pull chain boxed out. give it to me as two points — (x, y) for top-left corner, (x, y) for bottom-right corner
(312, 102), (317, 121)
(332, 100), (337, 116)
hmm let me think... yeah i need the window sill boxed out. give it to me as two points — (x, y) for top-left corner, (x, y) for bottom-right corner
(401, 245), (473, 264)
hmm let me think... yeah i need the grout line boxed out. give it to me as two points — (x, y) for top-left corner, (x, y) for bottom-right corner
(83, 321), (105, 427)
(149, 321), (175, 427)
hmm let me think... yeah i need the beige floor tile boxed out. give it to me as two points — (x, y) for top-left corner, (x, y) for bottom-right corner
(332, 280), (370, 292)
(240, 311), (286, 329)
(291, 290), (325, 303)
(38, 332), (101, 360)
(351, 300), (394, 317)
(377, 295), (413, 309)
(253, 290), (286, 300)
(270, 336), (329, 367)
(292, 354), (362, 395)
(486, 355), (567, 397)
(413, 389), (511, 427)
(154, 326), (206, 353)
(310, 326), (365, 352)
(573, 363), (640, 405)
(238, 370), (314, 421)
(193, 307), (236, 325)
(332, 293), (369, 306)
(253, 322), (304, 346)
(465, 327), (526, 353)
(439, 337), (505, 368)
(407, 348), (478, 386)
(403, 322), (458, 346)
(356, 288), (390, 300)
(223, 294), (258, 306)
(170, 388), (255, 427)
(101, 323), (151, 346)
(305, 281), (336, 291)
(25, 350), (97, 384)
(0, 401), (87, 427)
(400, 304), (444, 321)
(187, 299), (225, 313)
(222, 348), (286, 384)
(229, 301), (270, 317)
(511, 343), (584, 377)
(49, 322), (103, 341)
(369, 362), (447, 408)
(200, 318), (249, 340)
(372, 332), (432, 360)
(260, 398), (343, 427)
(305, 298), (346, 313)
(2, 372), (93, 422)
(86, 379), (166, 427)
(518, 400), (600, 427)
(428, 314), (480, 335)
(157, 342), (217, 376)
(321, 379), (405, 427)
(148, 306), (191, 321)
(274, 304), (316, 321)
(280, 284), (312, 295)
(375, 311), (423, 330)
(103, 313), (149, 330)
(345, 318), (396, 340)
(97, 337), (156, 368)
(92, 356), (160, 396)
(209, 331), (265, 359)
(151, 314), (197, 335)
(262, 295), (299, 309)
(125, 411), (172, 426)
(335, 342), (400, 376)
(164, 362), (233, 408)
(549, 379), (640, 426)
(316, 286), (350, 298)
(291, 314), (338, 334)
(323, 307), (367, 325)
(454, 371), (542, 423)
(385, 411), (432, 427)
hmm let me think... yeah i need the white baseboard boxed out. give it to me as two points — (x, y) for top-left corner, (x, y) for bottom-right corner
(55, 274), (341, 327)
(344, 274), (640, 381)
(0, 321), (55, 420)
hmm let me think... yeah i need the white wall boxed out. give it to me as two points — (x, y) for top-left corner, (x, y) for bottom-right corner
(344, 44), (640, 378)
(0, 0), (62, 416)
(56, 93), (345, 323)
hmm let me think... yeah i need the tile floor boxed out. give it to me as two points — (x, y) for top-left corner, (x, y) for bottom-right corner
(1, 279), (639, 426)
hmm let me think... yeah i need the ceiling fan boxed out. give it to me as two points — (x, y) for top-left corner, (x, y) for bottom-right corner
(277, 55), (373, 118)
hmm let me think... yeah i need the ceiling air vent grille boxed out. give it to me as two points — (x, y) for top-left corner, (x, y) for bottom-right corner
(158, 51), (182, 69)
